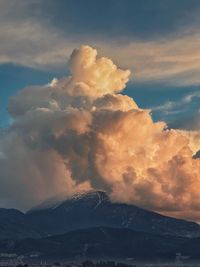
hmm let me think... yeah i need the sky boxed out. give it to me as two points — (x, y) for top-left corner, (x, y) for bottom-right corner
(0, 0), (200, 129)
(0, 1), (200, 221)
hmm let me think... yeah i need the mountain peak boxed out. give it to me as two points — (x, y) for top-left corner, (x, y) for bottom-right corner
(70, 190), (109, 202)
(24, 190), (200, 239)
(28, 190), (110, 213)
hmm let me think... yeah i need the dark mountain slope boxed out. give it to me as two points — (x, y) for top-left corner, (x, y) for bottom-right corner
(0, 208), (42, 239)
(27, 191), (200, 238)
(0, 227), (187, 260)
(1, 190), (200, 240)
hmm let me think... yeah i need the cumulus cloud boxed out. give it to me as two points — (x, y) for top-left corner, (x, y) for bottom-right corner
(0, 45), (200, 222)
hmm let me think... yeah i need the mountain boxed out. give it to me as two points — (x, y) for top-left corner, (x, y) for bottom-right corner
(0, 208), (42, 239)
(0, 227), (186, 260)
(0, 190), (200, 241)
(1, 191), (200, 261)
(179, 237), (200, 259)
(27, 190), (200, 238)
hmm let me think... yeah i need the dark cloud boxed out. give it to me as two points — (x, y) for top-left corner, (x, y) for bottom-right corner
(40, 0), (200, 40)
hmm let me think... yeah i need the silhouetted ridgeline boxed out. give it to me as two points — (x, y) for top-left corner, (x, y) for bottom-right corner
(1, 191), (200, 240)
(11, 262), (135, 267)
(2, 192), (200, 261)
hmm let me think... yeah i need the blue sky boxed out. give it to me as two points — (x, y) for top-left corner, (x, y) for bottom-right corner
(0, 0), (200, 128)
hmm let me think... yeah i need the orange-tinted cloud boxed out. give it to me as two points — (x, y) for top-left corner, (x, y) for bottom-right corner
(0, 45), (200, 222)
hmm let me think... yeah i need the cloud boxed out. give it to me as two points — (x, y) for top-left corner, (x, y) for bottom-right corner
(151, 90), (200, 133)
(102, 33), (200, 86)
(151, 90), (200, 115)
(151, 101), (178, 114)
(0, 0), (75, 69)
(0, 45), (200, 223)
(1, 1), (200, 86)
(183, 91), (200, 104)
(170, 111), (200, 131)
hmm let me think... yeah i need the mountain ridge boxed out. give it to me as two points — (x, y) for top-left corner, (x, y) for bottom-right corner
(26, 190), (200, 238)
(27, 190), (109, 213)
(0, 190), (200, 240)
(0, 226), (187, 260)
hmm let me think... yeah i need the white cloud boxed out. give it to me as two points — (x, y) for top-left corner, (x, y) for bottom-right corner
(183, 91), (200, 103)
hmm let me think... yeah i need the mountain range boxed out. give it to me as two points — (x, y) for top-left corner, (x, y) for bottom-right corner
(1, 191), (200, 260)
(0, 227), (187, 260)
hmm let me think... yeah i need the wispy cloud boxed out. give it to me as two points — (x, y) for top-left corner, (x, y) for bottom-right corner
(1, 1), (200, 86)
(150, 101), (178, 113)
(151, 90), (200, 115)
(150, 90), (200, 131)
(102, 33), (200, 86)
(170, 110), (200, 131)
(183, 91), (200, 103)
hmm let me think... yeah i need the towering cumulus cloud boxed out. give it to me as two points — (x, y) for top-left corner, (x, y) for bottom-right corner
(0, 45), (200, 221)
